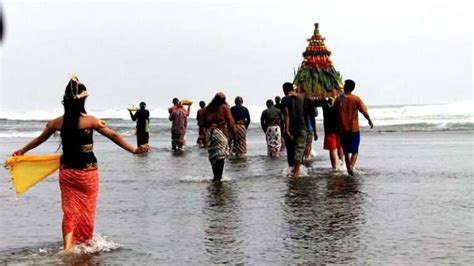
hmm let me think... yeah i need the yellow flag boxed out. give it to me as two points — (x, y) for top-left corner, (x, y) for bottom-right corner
(4, 154), (61, 196)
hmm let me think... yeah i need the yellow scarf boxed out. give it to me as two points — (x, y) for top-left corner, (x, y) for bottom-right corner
(5, 154), (61, 196)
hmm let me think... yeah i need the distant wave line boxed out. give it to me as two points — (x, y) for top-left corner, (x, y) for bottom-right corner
(1, 101), (472, 123)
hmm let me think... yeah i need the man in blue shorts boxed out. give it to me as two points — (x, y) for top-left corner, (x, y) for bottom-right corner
(335, 79), (373, 176)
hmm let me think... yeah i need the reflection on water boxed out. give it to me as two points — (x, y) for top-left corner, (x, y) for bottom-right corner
(204, 182), (244, 264)
(0, 244), (104, 265)
(61, 253), (104, 266)
(1, 131), (472, 264)
(323, 175), (365, 263)
(283, 174), (365, 263)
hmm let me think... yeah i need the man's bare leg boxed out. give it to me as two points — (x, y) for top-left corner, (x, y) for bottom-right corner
(303, 145), (311, 161)
(350, 153), (359, 173)
(212, 159), (225, 182)
(337, 147), (344, 162)
(293, 161), (301, 178)
(344, 153), (353, 176)
(329, 149), (338, 170)
(344, 153), (358, 176)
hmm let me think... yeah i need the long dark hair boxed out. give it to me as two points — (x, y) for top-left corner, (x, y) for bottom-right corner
(207, 92), (227, 112)
(60, 78), (87, 153)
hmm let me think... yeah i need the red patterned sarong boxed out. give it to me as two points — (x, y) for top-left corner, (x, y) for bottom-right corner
(59, 168), (99, 244)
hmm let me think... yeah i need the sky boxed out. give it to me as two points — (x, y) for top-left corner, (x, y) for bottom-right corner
(0, 0), (472, 112)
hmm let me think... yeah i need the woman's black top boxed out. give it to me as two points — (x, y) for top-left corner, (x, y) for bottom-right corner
(60, 128), (97, 169)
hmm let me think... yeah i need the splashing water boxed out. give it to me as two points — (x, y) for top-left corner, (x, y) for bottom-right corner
(69, 234), (122, 254)
(282, 165), (309, 177)
(179, 175), (233, 183)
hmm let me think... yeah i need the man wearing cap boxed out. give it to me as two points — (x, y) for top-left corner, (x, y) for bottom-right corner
(129, 101), (150, 146)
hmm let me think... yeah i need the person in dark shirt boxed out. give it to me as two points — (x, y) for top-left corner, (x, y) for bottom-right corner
(275, 96), (282, 110)
(196, 100), (206, 148)
(274, 95), (285, 150)
(129, 101), (150, 146)
(281, 82), (307, 177)
(322, 89), (345, 171)
(260, 99), (282, 157)
(230, 96), (251, 157)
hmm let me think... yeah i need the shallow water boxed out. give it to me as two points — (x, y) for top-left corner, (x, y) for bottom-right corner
(1, 129), (473, 264)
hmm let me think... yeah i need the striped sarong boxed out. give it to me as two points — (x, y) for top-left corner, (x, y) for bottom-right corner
(59, 168), (99, 244)
(232, 123), (247, 156)
(266, 125), (282, 157)
(207, 128), (230, 166)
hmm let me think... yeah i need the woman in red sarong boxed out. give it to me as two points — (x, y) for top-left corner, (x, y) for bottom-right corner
(12, 76), (148, 251)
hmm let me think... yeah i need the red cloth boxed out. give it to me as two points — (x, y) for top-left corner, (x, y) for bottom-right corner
(323, 133), (341, 150)
(59, 168), (99, 244)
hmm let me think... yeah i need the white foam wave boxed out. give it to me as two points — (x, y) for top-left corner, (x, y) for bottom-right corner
(0, 107), (172, 120)
(0, 108), (64, 121)
(365, 100), (474, 126)
(1, 101), (473, 126)
(90, 107), (171, 119)
(179, 175), (233, 182)
(179, 175), (211, 182)
(0, 131), (44, 138)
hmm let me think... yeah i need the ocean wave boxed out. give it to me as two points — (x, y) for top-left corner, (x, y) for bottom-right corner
(0, 131), (45, 138)
(366, 101), (474, 125)
(0, 101), (472, 133)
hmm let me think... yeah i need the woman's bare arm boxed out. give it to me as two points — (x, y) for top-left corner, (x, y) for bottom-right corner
(12, 118), (60, 156)
(94, 119), (147, 154)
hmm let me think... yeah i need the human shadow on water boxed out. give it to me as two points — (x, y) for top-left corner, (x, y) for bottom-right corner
(281, 173), (365, 263)
(204, 182), (245, 264)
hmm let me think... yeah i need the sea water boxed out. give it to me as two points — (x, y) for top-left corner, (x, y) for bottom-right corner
(0, 102), (473, 264)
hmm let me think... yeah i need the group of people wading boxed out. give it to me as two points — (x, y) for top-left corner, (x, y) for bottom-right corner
(129, 79), (373, 181)
(274, 81), (374, 177)
(11, 76), (373, 252)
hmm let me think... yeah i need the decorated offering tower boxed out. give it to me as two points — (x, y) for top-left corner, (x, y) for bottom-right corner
(293, 23), (343, 98)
